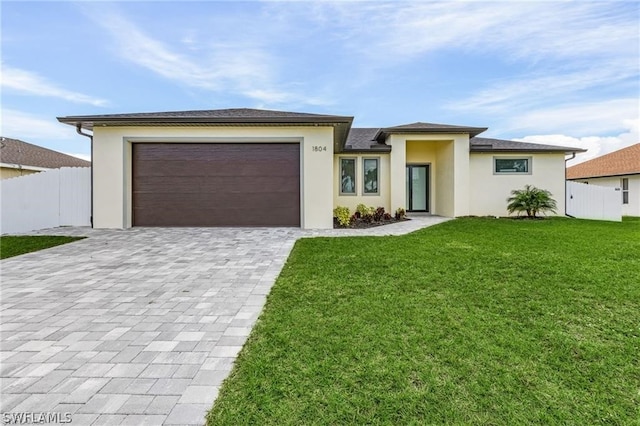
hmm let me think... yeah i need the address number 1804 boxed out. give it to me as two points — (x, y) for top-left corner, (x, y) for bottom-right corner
(311, 146), (327, 152)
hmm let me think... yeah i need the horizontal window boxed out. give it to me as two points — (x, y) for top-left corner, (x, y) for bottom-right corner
(494, 157), (531, 174)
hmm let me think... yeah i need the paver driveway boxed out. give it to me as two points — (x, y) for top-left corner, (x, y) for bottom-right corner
(1, 227), (299, 425)
(0, 216), (450, 425)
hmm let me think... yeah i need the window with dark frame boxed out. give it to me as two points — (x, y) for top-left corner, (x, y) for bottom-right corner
(363, 158), (379, 195)
(494, 157), (530, 174)
(622, 178), (629, 204)
(340, 158), (356, 195)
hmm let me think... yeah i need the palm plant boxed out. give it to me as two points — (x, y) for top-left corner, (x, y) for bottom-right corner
(506, 185), (557, 218)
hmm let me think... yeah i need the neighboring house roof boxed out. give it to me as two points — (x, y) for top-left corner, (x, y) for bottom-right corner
(567, 143), (640, 179)
(0, 137), (90, 169)
(58, 108), (354, 153)
(375, 121), (488, 141)
(470, 137), (585, 154)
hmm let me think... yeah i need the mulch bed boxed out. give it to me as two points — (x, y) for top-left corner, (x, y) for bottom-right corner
(333, 217), (410, 229)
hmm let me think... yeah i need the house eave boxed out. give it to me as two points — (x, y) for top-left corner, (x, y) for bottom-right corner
(340, 146), (392, 154)
(568, 171), (640, 180)
(57, 116), (354, 153)
(374, 127), (488, 142)
(470, 148), (587, 154)
(0, 162), (50, 172)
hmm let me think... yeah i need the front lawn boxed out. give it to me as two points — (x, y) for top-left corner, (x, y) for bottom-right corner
(207, 217), (639, 425)
(0, 235), (85, 259)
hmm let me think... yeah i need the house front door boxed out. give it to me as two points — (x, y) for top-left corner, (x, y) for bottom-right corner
(406, 165), (430, 212)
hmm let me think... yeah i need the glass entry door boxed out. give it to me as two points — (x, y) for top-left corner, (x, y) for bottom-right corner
(406, 165), (430, 212)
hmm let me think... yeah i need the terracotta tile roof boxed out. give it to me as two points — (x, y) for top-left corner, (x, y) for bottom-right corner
(567, 143), (640, 179)
(0, 137), (90, 169)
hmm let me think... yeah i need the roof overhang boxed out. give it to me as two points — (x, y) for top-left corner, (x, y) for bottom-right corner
(470, 147), (587, 154)
(374, 127), (488, 142)
(568, 171), (639, 180)
(0, 162), (50, 172)
(57, 114), (354, 152)
(341, 146), (392, 153)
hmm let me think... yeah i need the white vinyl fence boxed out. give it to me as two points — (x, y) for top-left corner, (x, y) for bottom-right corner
(1, 167), (91, 234)
(566, 181), (621, 222)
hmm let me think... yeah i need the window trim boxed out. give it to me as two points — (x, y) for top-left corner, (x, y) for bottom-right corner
(622, 177), (629, 205)
(339, 157), (357, 196)
(493, 156), (532, 175)
(362, 157), (380, 195)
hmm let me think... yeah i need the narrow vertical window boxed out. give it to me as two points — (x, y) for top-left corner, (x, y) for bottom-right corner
(363, 158), (379, 195)
(622, 178), (629, 204)
(340, 158), (356, 195)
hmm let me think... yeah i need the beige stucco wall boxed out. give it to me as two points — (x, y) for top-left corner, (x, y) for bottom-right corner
(1, 167), (40, 180)
(92, 125), (335, 229)
(388, 134), (470, 217)
(406, 140), (440, 214)
(572, 175), (640, 216)
(469, 152), (567, 217)
(333, 154), (391, 213)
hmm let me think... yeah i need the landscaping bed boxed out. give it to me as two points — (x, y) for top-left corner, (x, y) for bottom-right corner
(333, 204), (408, 229)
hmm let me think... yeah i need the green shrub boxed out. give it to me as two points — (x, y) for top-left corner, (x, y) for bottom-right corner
(506, 185), (557, 218)
(356, 203), (374, 217)
(395, 207), (406, 220)
(333, 206), (351, 227)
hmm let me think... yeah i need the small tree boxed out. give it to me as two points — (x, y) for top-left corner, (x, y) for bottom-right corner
(506, 185), (557, 218)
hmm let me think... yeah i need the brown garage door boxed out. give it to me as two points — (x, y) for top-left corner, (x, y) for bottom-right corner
(132, 143), (300, 226)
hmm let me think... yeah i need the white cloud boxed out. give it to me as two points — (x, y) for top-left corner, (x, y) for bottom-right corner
(447, 60), (638, 114)
(90, 9), (330, 107)
(1, 109), (77, 141)
(304, 2), (637, 63)
(516, 117), (639, 166)
(501, 98), (638, 136)
(1, 65), (108, 107)
(272, 2), (638, 120)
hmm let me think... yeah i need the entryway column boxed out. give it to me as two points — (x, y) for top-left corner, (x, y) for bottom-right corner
(388, 135), (407, 212)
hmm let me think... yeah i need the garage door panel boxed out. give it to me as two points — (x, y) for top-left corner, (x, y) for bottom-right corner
(135, 158), (299, 178)
(133, 191), (299, 206)
(134, 190), (300, 210)
(134, 176), (299, 194)
(133, 143), (300, 226)
(136, 207), (297, 226)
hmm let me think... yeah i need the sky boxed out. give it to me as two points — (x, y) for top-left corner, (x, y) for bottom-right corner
(1, 1), (638, 165)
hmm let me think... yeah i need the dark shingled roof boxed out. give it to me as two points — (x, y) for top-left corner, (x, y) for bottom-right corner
(58, 108), (354, 153)
(470, 137), (585, 153)
(375, 121), (488, 140)
(344, 128), (390, 152)
(57, 108), (353, 129)
(0, 137), (90, 169)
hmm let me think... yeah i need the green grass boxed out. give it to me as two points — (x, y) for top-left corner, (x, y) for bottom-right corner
(207, 217), (640, 425)
(0, 235), (84, 259)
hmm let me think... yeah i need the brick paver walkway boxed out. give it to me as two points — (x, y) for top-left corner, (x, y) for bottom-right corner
(1, 216), (450, 425)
